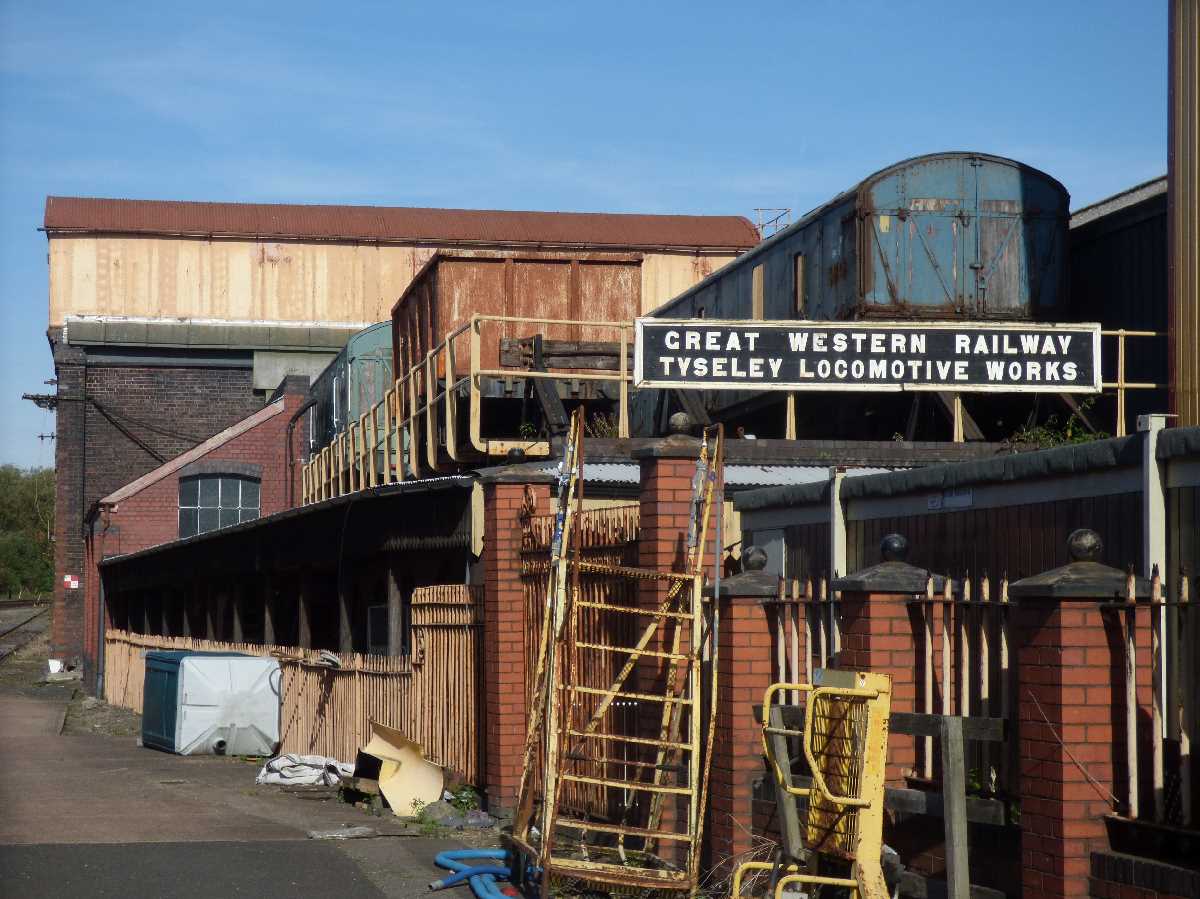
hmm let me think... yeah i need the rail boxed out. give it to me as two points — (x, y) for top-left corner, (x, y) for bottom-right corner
(1100, 329), (1168, 436)
(300, 323), (1168, 503)
(301, 314), (634, 505)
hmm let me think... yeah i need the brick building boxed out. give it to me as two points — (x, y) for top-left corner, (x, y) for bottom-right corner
(82, 377), (310, 671)
(43, 196), (758, 672)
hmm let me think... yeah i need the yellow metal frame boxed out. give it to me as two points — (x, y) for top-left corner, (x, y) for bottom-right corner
(511, 415), (723, 896)
(732, 671), (893, 899)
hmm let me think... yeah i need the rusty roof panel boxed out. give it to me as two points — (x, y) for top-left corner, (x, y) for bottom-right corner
(43, 196), (759, 249)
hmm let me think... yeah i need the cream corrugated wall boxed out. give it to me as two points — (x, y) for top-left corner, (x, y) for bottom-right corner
(48, 236), (740, 326)
(1172, 0), (1200, 426)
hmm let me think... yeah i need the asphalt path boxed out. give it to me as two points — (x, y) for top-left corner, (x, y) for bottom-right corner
(0, 674), (472, 897)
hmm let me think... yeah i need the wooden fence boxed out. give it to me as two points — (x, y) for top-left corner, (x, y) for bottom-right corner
(766, 567), (1200, 829)
(766, 573), (1017, 799)
(103, 583), (483, 781)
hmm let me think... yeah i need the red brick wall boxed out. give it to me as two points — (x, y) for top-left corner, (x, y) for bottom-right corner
(52, 336), (265, 669)
(1089, 876), (1192, 899)
(1016, 597), (1154, 899)
(837, 589), (922, 784)
(711, 595), (774, 871)
(480, 479), (549, 811)
(82, 387), (308, 681)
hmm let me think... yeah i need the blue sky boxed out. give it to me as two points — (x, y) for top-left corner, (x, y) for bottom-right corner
(0, 1), (1168, 467)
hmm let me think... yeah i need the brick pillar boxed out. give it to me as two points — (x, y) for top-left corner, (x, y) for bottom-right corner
(708, 547), (777, 874)
(1010, 529), (1151, 899)
(833, 533), (945, 786)
(479, 467), (553, 812)
(632, 430), (716, 869)
(52, 340), (87, 668)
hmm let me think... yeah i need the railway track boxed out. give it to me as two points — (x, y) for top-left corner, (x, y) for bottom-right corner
(0, 606), (50, 663)
(0, 597), (50, 610)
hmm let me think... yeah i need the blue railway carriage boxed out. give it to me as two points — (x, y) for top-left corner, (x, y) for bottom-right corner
(638, 153), (1071, 439)
(307, 321), (393, 457)
(652, 152), (1069, 324)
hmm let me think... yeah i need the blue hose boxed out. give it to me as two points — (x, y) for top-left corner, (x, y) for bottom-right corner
(431, 849), (511, 898)
(430, 865), (511, 890)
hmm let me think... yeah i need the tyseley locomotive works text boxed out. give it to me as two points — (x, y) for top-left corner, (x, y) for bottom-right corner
(634, 319), (1102, 393)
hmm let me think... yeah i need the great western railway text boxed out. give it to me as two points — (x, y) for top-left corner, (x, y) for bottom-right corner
(634, 319), (1101, 393)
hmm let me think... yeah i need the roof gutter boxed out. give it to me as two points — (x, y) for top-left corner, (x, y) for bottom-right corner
(39, 228), (756, 254)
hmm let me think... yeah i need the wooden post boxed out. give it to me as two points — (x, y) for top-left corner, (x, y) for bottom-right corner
(1151, 565), (1164, 822)
(979, 574), (992, 780)
(803, 577), (813, 685)
(338, 569), (354, 653)
(941, 716), (971, 897)
(1124, 569), (1139, 819)
(959, 575), (971, 718)
(262, 575), (276, 647)
(1180, 571), (1192, 826)
(942, 577), (952, 722)
(999, 574), (1013, 790)
(767, 704), (804, 857)
(205, 585), (216, 640)
(817, 576), (828, 666)
(923, 574), (935, 779)
(231, 585), (244, 644)
(387, 557), (405, 657)
(181, 586), (192, 639)
(297, 573), (312, 650)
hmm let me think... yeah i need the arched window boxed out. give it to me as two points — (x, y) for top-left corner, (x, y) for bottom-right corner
(179, 474), (261, 538)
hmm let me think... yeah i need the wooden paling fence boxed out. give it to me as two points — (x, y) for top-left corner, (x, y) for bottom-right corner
(767, 568), (1200, 828)
(103, 583), (483, 781)
(1105, 567), (1195, 827)
(767, 573), (1017, 799)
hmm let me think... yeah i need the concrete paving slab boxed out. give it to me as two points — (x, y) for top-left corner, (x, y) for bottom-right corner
(0, 697), (67, 737)
(0, 841), (389, 898)
(0, 678), (494, 897)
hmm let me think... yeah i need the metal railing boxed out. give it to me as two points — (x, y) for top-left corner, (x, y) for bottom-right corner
(780, 328), (1167, 441)
(1102, 329), (1168, 436)
(301, 314), (634, 505)
(300, 322), (1170, 503)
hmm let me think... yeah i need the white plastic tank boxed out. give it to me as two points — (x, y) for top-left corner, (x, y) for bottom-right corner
(175, 654), (281, 756)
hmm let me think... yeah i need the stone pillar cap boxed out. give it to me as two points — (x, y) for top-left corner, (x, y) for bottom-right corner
(705, 545), (779, 599)
(832, 533), (948, 594)
(1010, 529), (1149, 599)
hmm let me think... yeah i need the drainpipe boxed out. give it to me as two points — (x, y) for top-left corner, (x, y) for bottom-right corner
(93, 502), (113, 698)
(285, 395), (317, 509)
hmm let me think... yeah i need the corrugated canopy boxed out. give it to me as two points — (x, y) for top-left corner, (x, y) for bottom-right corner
(43, 196), (759, 250)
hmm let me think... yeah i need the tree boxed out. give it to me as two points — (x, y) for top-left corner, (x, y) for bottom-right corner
(0, 466), (55, 596)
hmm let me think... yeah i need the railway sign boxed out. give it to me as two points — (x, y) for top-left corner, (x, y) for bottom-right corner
(633, 319), (1101, 394)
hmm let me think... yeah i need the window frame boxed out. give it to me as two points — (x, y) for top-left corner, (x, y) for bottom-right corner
(178, 473), (262, 539)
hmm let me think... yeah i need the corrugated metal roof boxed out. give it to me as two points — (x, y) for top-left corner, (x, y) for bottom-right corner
(1070, 176), (1167, 229)
(530, 462), (899, 487)
(43, 196), (760, 250)
(726, 465), (897, 486)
